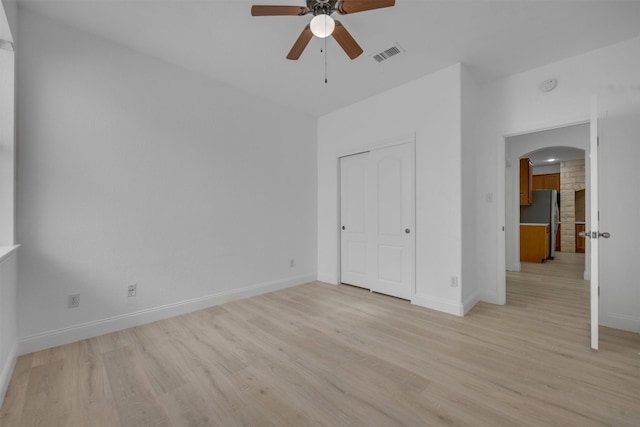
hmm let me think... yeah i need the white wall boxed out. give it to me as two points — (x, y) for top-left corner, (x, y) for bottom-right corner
(0, 250), (17, 406)
(472, 36), (640, 332)
(461, 65), (482, 313)
(0, 1), (17, 407)
(16, 9), (317, 353)
(0, 0), (15, 246)
(317, 64), (464, 315)
(0, 47), (14, 244)
(0, 1), (15, 42)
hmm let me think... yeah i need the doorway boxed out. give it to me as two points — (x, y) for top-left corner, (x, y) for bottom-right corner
(339, 142), (415, 300)
(504, 124), (592, 330)
(516, 146), (587, 286)
(505, 123), (590, 278)
(497, 97), (604, 350)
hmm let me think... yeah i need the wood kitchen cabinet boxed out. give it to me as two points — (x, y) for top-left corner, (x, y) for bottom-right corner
(532, 173), (560, 192)
(520, 224), (550, 263)
(520, 158), (533, 206)
(576, 223), (586, 253)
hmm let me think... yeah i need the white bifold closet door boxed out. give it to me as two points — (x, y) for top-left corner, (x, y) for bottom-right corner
(340, 143), (414, 300)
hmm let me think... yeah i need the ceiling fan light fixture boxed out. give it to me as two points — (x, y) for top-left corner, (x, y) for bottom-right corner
(310, 14), (335, 38)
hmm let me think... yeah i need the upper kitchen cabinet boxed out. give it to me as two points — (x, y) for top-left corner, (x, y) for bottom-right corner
(532, 173), (560, 192)
(520, 158), (533, 206)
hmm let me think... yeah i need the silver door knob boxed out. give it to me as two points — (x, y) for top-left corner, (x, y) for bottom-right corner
(405, 228), (411, 234)
(342, 226), (345, 230)
(579, 231), (611, 239)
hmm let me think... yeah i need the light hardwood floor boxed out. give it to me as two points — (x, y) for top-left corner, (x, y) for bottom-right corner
(2, 254), (639, 426)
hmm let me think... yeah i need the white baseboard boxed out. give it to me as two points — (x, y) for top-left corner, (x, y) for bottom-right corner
(462, 290), (481, 315)
(0, 342), (17, 407)
(411, 293), (463, 316)
(18, 273), (316, 355)
(601, 312), (640, 333)
(316, 274), (338, 285)
(478, 289), (504, 305)
(506, 262), (521, 272)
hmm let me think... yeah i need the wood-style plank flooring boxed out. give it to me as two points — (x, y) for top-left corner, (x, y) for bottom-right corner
(2, 253), (639, 426)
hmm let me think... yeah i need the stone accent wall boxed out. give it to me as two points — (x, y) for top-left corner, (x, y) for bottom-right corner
(560, 159), (585, 252)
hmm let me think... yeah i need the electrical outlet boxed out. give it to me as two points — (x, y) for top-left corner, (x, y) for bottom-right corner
(68, 293), (80, 308)
(290, 259), (295, 268)
(128, 284), (137, 297)
(450, 276), (459, 288)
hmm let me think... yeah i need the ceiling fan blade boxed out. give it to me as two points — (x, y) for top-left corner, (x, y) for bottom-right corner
(332, 21), (363, 60)
(336, 0), (395, 15)
(287, 24), (313, 60)
(251, 5), (309, 16)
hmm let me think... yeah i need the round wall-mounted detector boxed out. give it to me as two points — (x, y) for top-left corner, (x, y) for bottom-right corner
(540, 78), (558, 92)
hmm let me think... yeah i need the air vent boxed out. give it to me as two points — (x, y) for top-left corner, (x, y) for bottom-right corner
(371, 44), (404, 63)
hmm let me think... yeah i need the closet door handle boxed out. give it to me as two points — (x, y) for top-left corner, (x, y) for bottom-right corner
(405, 228), (411, 234)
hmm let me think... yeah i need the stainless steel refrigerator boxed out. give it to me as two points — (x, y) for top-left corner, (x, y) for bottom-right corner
(520, 189), (559, 259)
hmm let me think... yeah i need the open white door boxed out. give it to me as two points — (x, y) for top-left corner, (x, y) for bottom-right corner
(582, 95), (609, 350)
(589, 96), (599, 350)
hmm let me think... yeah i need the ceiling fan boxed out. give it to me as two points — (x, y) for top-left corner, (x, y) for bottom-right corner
(251, 0), (396, 60)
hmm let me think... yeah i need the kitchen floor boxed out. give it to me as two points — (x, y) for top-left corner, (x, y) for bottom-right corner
(520, 251), (586, 280)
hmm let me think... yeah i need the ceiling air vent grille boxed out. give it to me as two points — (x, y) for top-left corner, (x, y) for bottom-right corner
(372, 44), (403, 63)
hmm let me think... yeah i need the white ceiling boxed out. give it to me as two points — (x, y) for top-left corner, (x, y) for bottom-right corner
(17, 0), (640, 117)
(528, 146), (584, 167)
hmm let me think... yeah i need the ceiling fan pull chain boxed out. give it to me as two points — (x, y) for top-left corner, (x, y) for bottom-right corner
(324, 37), (328, 84)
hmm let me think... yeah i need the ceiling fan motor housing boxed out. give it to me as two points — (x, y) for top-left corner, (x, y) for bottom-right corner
(308, 0), (337, 16)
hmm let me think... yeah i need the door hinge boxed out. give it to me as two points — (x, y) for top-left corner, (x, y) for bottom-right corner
(598, 286), (600, 297)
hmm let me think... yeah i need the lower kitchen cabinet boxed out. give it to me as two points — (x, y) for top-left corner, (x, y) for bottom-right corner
(520, 224), (550, 263)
